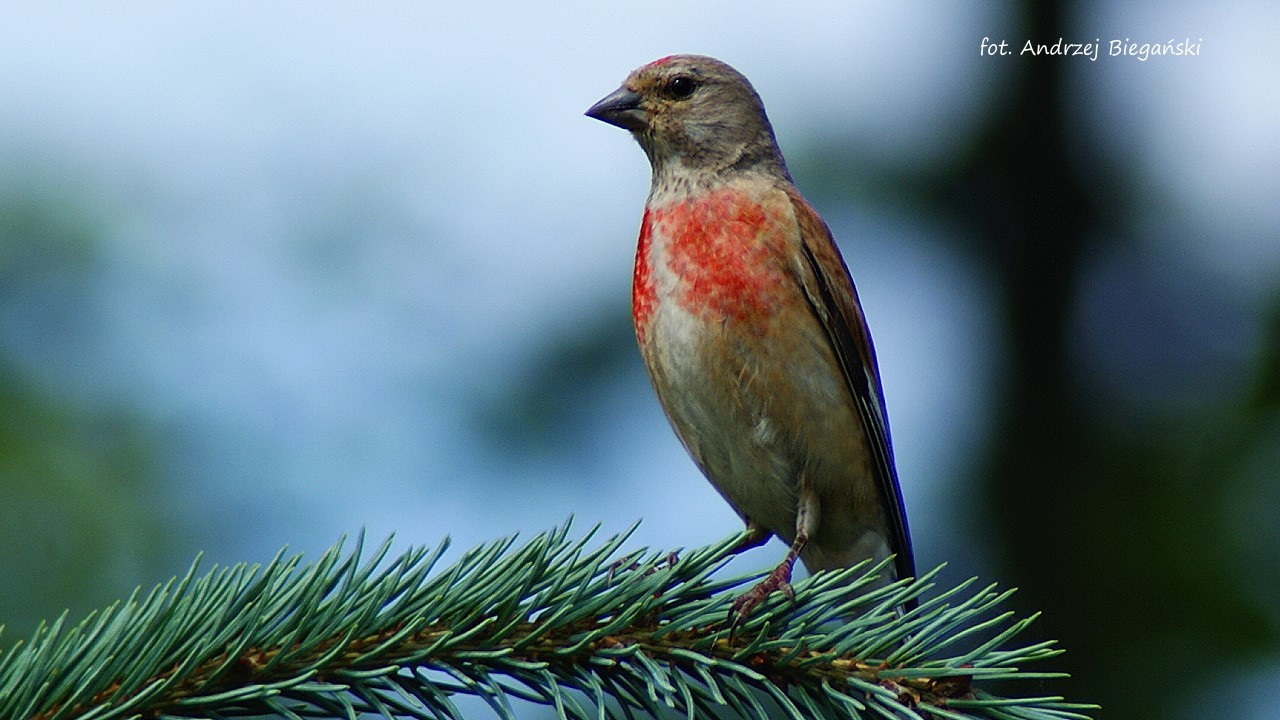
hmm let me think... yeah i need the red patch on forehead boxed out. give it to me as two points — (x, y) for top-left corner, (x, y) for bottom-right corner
(647, 188), (790, 328)
(647, 55), (677, 68)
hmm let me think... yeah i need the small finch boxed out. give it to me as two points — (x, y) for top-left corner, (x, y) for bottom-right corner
(586, 55), (915, 622)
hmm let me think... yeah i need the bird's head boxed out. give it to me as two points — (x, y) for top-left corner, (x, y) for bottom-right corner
(586, 55), (787, 179)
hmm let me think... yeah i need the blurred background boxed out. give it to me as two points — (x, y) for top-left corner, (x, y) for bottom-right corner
(1, 1), (1277, 718)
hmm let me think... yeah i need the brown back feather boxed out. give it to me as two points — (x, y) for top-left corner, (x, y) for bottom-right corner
(784, 188), (917, 592)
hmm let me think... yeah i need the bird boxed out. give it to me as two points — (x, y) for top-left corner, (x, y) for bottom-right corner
(585, 55), (915, 624)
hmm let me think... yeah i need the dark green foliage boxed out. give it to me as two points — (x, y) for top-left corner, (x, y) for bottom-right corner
(0, 523), (1093, 720)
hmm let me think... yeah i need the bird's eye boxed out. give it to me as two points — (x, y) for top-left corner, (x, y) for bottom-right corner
(666, 76), (696, 99)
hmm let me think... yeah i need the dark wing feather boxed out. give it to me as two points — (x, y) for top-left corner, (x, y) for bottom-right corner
(784, 188), (916, 588)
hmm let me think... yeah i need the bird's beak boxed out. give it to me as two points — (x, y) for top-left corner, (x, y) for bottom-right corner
(585, 86), (646, 131)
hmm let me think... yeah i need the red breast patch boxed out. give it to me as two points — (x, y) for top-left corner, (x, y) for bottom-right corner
(633, 207), (658, 343)
(638, 188), (790, 336)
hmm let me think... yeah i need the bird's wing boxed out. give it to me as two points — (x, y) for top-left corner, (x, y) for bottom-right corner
(784, 187), (916, 586)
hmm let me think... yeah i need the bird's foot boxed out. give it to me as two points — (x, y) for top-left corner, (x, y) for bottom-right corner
(728, 559), (796, 633)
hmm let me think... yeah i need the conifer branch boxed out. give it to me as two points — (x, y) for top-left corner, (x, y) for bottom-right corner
(0, 522), (1096, 719)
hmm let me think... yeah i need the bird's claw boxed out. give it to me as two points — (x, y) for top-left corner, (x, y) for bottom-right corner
(727, 561), (796, 633)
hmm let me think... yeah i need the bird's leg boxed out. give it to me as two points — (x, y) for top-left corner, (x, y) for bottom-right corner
(728, 531), (805, 629)
(728, 485), (819, 630)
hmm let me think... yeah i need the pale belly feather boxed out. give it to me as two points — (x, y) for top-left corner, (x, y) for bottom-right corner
(640, 288), (888, 573)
